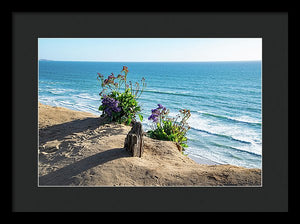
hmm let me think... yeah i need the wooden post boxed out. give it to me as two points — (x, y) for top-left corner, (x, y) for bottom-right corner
(124, 121), (144, 157)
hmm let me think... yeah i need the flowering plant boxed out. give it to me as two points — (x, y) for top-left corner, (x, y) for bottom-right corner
(97, 66), (146, 125)
(98, 95), (121, 122)
(97, 66), (146, 98)
(148, 104), (191, 152)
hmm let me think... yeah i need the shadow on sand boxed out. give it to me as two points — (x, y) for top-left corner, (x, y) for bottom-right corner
(39, 147), (130, 186)
(39, 117), (125, 145)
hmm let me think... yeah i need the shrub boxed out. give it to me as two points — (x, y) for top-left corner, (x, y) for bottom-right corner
(147, 104), (191, 152)
(97, 66), (146, 125)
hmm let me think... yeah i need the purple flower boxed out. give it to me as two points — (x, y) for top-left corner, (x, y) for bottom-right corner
(148, 114), (156, 120)
(152, 117), (158, 123)
(151, 108), (160, 115)
(157, 104), (163, 109)
(148, 114), (159, 123)
(148, 104), (169, 123)
(101, 95), (121, 117)
(148, 106), (163, 123)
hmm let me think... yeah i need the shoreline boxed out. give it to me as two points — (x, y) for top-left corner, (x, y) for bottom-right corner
(188, 155), (221, 165)
(38, 102), (261, 186)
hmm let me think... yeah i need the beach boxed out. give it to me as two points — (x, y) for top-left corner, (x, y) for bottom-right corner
(38, 102), (261, 186)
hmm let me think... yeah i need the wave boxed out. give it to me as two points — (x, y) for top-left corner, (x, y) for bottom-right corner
(197, 110), (261, 126)
(45, 88), (75, 95)
(143, 89), (205, 99)
(189, 126), (252, 145)
(39, 80), (60, 85)
(224, 104), (261, 113)
(58, 100), (99, 115)
(74, 103), (99, 114)
(39, 94), (100, 115)
(47, 89), (66, 95)
(186, 112), (262, 153)
(186, 144), (261, 168)
(77, 93), (100, 102)
(209, 142), (261, 157)
(58, 100), (74, 107)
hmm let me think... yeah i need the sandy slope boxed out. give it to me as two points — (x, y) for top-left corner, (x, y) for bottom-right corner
(38, 102), (261, 186)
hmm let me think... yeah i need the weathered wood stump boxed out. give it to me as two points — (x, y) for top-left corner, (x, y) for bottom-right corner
(124, 121), (144, 157)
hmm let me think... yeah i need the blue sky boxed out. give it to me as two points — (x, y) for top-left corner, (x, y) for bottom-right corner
(38, 38), (262, 62)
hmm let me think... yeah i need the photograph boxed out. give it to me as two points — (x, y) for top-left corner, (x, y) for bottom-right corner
(38, 38), (262, 187)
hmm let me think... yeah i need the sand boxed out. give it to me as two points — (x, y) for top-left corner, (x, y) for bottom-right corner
(38, 102), (262, 186)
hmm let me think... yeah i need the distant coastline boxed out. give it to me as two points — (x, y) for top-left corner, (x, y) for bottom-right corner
(39, 59), (54, 61)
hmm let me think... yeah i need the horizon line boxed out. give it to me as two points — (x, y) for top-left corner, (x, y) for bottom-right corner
(39, 59), (262, 63)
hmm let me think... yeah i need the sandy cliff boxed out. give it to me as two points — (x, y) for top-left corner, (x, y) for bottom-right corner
(38, 102), (261, 186)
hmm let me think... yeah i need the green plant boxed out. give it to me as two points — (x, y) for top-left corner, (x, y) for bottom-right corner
(113, 89), (141, 125)
(147, 104), (191, 152)
(97, 66), (146, 125)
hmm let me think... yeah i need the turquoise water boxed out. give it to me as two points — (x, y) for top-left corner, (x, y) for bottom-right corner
(38, 61), (262, 168)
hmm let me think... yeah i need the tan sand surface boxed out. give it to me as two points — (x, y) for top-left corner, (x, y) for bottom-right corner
(38, 102), (261, 186)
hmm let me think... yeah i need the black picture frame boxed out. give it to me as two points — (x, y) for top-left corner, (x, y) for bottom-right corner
(12, 12), (288, 212)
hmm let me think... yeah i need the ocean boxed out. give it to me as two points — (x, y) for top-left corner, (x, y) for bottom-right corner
(38, 61), (262, 168)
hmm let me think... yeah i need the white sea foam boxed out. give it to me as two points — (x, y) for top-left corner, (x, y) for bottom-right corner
(196, 110), (261, 125)
(230, 115), (261, 124)
(45, 87), (76, 95)
(187, 113), (262, 155)
(77, 93), (100, 101)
